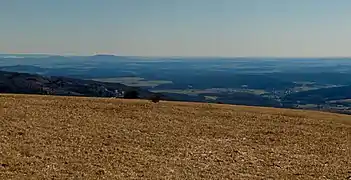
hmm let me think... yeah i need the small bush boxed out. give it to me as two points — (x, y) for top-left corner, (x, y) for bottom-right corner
(150, 94), (161, 103)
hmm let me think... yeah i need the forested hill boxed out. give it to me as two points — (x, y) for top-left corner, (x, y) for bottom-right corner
(0, 70), (164, 99)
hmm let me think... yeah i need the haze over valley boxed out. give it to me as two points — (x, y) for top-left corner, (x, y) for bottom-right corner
(1, 54), (351, 114)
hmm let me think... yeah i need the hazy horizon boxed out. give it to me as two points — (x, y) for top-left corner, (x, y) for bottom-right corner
(2, 0), (351, 57)
(3, 53), (351, 59)
(2, 53), (351, 59)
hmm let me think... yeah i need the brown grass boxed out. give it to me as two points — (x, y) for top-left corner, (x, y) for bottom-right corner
(0, 94), (350, 179)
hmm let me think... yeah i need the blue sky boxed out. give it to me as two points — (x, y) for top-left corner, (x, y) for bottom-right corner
(1, 0), (351, 57)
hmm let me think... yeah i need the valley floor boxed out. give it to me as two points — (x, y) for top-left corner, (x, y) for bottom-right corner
(0, 94), (350, 179)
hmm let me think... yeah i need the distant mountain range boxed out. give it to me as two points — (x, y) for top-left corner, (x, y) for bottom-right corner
(0, 70), (165, 100)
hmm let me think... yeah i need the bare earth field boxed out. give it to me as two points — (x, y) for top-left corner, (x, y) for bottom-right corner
(0, 94), (350, 179)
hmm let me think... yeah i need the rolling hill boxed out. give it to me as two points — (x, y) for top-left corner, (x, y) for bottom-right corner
(284, 85), (351, 103)
(0, 70), (164, 99)
(1, 94), (350, 179)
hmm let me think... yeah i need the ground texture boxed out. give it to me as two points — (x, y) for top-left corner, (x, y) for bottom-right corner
(0, 94), (350, 179)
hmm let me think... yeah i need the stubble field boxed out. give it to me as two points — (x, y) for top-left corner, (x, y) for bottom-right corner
(0, 94), (350, 179)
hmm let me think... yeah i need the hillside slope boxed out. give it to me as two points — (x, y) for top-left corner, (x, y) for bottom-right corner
(284, 85), (351, 103)
(0, 94), (350, 179)
(0, 70), (164, 99)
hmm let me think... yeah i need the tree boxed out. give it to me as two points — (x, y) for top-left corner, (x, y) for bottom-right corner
(123, 90), (139, 99)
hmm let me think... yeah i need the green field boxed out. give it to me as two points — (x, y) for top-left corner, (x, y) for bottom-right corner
(329, 99), (351, 103)
(152, 88), (267, 96)
(92, 77), (173, 87)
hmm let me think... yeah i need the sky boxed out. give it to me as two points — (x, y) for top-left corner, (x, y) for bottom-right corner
(1, 0), (351, 57)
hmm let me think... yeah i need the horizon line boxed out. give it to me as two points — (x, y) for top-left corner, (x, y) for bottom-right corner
(1, 52), (351, 59)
